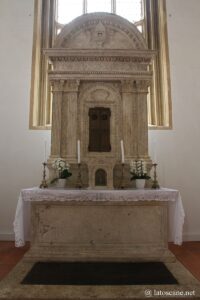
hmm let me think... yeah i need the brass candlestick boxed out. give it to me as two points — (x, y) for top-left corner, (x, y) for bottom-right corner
(152, 163), (160, 189)
(39, 162), (48, 189)
(120, 163), (125, 189)
(76, 163), (83, 189)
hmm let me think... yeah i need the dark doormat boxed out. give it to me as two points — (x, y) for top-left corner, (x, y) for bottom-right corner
(21, 262), (178, 285)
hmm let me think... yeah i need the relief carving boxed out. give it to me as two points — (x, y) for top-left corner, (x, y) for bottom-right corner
(91, 89), (110, 101)
(92, 21), (107, 47)
(55, 13), (147, 50)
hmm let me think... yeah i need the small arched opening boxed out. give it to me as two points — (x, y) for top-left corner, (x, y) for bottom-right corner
(95, 169), (107, 186)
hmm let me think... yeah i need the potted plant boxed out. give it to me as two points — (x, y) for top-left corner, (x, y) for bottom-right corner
(130, 160), (150, 189)
(51, 158), (72, 188)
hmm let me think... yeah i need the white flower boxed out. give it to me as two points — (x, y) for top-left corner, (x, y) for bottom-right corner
(130, 160), (136, 172)
(59, 161), (66, 168)
(52, 158), (70, 172)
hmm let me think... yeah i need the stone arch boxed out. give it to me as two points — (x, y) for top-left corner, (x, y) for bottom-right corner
(54, 12), (147, 50)
(79, 81), (121, 103)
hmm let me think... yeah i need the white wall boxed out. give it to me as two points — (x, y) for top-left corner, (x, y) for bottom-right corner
(0, 0), (200, 241)
(149, 0), (200, 241)
(0, 0), (50, 240)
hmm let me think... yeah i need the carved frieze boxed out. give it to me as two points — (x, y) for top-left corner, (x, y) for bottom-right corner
(49, 55), (152, 64)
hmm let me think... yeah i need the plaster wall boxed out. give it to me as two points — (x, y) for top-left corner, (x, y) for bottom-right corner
(0, 0), (51, 240)
(0, 0), (200, 241)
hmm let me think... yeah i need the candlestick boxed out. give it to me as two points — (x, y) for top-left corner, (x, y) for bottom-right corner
(44, 140), (47, 162)
(77, 140), (80, 164)
(76, 163), (83, 189)
(120, 163), (125, 189)
(39, 162), (48, 189)
(120, 140), (125, 164)
(152, 163), (160, 189)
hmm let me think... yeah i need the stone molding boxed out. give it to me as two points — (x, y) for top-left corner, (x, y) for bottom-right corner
(47, 54), (153, 64)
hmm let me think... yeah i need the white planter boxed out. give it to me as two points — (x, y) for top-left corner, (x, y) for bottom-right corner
(135, 179), (146, 189)
(56, 179), (66, 188)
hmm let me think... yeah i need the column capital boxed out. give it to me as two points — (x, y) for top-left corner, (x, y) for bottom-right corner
(133, 80), (151, 93)
(51, 80), (65, 92)
(121, 80), (135, 93)
(63, 80), (80, 92)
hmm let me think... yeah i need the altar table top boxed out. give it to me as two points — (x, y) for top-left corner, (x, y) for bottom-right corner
(13, 187), (185, 247)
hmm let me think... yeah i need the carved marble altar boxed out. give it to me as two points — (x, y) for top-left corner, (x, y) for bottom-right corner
(45, 13), (155, 188)
(14, 188), (185, 263)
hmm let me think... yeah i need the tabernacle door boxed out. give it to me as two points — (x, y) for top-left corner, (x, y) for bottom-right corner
(88, 107), (111, 152)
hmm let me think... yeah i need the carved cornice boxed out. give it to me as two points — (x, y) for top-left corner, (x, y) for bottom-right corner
(44, 49), (155, 64)
(49, 55), (152, 64)
(49, 71), (153, 81)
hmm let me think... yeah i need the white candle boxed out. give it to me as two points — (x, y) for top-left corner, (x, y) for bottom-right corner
(153, 142), (157, 163)
(120, 140), (125, 164)
(44, 140), (47, 162)
(77, 140), (80, 164)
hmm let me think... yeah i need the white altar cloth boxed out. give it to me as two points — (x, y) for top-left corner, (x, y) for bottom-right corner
(13, 187), (185, 247)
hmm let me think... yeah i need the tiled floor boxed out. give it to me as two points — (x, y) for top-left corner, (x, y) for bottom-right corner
(169, 242), (200, 282)
(0, 241), (29, 281)
(0, 241), (200, 282)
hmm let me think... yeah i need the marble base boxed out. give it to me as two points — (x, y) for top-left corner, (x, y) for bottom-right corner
(0, 259), (199, 299)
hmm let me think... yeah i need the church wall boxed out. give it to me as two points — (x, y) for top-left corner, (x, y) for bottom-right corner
(0, 0), (200, 241)
(149, 0), (200, 241)
(0, 0), (51, 240)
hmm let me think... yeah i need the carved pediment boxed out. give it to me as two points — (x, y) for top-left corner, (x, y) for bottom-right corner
(55, 13), (147, 50)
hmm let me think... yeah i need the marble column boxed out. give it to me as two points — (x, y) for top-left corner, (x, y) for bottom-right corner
(61, 80), (80, 161)
(50, 80), (64, 157)
(135, 80), (151, 158)
(121, 80), (151, 160)
(121, 80), (137, 159)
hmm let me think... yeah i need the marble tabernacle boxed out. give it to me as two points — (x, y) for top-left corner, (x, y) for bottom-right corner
(44, 12), (155, 188)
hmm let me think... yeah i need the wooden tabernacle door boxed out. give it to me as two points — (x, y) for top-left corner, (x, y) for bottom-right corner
(88, 107), (111, 152)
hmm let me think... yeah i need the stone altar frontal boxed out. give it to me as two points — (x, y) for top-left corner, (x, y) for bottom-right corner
(13, 188), (185, 263)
